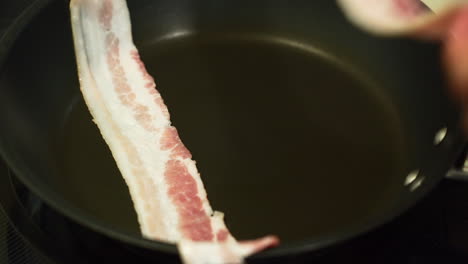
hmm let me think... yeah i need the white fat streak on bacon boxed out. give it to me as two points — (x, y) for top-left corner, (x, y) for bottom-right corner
(70, 0), (279, 262)
(337, 0), (467, 38)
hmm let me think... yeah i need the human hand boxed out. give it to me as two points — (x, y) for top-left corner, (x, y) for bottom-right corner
(338, 0), (468, 132)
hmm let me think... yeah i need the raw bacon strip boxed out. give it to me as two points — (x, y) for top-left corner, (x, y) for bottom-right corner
(69, 0), (278, 263)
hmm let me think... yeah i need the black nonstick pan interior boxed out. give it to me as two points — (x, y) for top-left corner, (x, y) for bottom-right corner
(0, 0), (463, 257)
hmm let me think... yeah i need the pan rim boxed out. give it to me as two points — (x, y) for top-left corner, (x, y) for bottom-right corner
(0, 0), (466, 260)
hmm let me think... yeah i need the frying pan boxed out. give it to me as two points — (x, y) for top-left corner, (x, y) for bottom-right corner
(0, 0), (466, 263)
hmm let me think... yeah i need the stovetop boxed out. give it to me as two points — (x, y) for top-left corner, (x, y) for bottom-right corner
(0, 209), (53, 264)
(0, 160), (53, 264)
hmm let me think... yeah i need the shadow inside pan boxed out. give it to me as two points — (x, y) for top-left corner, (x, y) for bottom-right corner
(56, 32), (407, 243)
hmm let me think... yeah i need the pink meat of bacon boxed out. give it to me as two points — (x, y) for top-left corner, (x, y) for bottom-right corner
(69, 0), (278, 263)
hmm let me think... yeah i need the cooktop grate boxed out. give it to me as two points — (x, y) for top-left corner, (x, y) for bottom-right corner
(0, 206), (53, 264)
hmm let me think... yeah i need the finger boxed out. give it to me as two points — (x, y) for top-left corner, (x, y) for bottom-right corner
(443, 7), (468, 102)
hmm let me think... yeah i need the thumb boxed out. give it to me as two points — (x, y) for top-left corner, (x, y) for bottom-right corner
(444, 6), (468, 102)
(443, 6), (468, 133)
